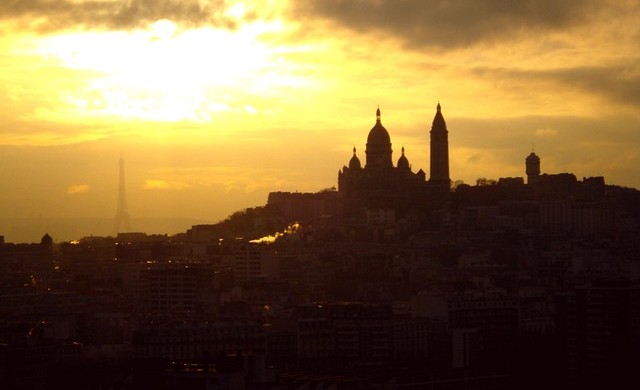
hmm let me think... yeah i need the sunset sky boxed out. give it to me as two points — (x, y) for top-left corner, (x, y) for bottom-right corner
(1, 0), (639, 239)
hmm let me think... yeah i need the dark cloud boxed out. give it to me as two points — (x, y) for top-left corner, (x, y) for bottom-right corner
(550, 65), (640, 108)
(292, 0), (605, 49)
(471, 63), (640, 109)
(0, 0), (233, 32)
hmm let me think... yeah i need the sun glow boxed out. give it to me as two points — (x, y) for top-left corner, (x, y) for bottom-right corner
(26, 17), (311, 123)
(152, 19), (177, 41)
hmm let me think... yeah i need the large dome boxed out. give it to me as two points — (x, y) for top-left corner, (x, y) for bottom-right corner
(367, 108), (391, 147)
(365, 107), (393, 169)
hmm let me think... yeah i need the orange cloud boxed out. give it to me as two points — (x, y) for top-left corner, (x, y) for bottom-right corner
(535, 128), (559, 137)
(143, 179), (191, 190)
(67, 184), (90, 194)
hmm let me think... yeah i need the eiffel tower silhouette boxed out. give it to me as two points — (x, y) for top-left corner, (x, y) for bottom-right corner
(113, 154), (132, 233)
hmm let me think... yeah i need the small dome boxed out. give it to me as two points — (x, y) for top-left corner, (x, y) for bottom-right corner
(40, 233), (53, 247)
(349, 146), (361, 169)
(367, 107), (391, 147)
(397, 147), (410, 170)
(526, 152), (540, 162)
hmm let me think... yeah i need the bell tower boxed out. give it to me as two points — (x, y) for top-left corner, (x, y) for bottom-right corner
(429, 103), (451, 192)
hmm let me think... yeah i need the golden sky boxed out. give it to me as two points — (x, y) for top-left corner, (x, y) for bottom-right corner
(1, 0), (639, 237)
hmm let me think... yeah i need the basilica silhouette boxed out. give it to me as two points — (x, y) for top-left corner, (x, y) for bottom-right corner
(338, 104), (450, 217)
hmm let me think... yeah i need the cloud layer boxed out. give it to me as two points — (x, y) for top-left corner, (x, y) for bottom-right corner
(0, 0), (233, 31)
(469, 64), (640, 109)
(293, 0), (606, 49)
(292, 0), (640, 112)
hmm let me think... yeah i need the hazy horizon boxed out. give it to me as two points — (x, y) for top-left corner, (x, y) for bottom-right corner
(0, 216), (213, 244)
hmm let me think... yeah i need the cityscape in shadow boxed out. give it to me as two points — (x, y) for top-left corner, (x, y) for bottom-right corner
(1, 104), (639, 389)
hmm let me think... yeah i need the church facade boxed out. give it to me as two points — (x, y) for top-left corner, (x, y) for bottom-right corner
(338, 104), (451, 217)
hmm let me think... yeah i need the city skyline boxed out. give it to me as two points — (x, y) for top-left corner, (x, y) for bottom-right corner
(1, 1), (639, 238)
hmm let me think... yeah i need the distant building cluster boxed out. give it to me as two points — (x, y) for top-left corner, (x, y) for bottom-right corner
(266, 104), (616, 241)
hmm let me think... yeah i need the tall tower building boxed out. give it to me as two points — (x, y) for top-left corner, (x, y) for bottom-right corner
(526, 151), (541, 185)
(114, 155), (132, 233)
(429, 103), (450, 192)
(365, 108), (393, 170)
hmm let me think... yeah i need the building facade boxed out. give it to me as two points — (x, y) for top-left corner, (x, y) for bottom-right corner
(338, 105), (451, 218)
